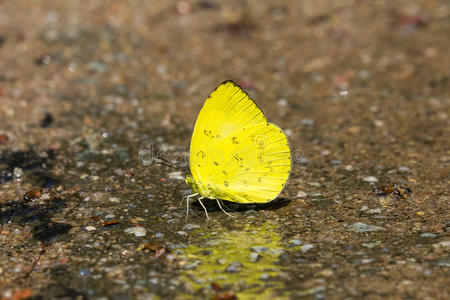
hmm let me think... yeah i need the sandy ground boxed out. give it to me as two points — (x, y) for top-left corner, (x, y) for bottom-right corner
(0, 1), (449, 299)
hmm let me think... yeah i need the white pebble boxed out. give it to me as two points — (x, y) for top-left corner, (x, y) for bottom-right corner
(124, 227), (147, 237)
(296, 191), (307, 198)
(362, 176), (378, 183)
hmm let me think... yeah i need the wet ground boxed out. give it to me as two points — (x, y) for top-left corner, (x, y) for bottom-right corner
(0, 0), (449, 299)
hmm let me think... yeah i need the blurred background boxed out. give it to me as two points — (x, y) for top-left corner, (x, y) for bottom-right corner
(0, 0), (449, 299)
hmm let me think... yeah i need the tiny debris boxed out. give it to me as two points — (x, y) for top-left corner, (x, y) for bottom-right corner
(23, 188), (44, 201)
(40, 112), (54, 127)
(211, 282), (221, 291)
(213, 293), (237, 300)
(102, 220), (120, 227)
(397, 13), (430, 31)
(0, 133), (9, 144)
(137, 242), (168, 258)
(373, 184), (411, 200)
(7, 289), (33, 300)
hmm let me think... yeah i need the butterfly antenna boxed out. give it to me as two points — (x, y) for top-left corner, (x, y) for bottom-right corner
(155, 155), (184, 172)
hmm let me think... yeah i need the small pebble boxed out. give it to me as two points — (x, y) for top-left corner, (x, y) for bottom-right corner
(301, 244), (314, 253)
(344, 165), (354, 171)
(297, 157), (310, 165)
(250, 246), (268, 253)
(360, 206), (369, 211)
(318, 269), (334, 277)
(398, 166), (410, 172)
(13, 167), (23, 179)
(184, 260), (202, 269)
(330, 159), (342, 165)
(177, 231), (187, 236)
(85, 226), (96, 232)
(289, 239), (302, 246)
(168, 171), (185, 181)
(225, 261), (243, 273)
(374, 119), (385, 127)
(359, 258), (375, 264)
(361, 242), (380, 248)
(109, 197), (120, 203)
(435, 260), (450, 267)
(433, 241), (450, 248)
(420, 232), (437, 238)
(301, 118), (314, 126)
(348, 126), (361, 134)
(79, 268), (91, 276)
(308, 193), (323, 197)
(249, 252), (261, 262)
(296, 191), (307, 198)
(321, 150), (331, 156)
(182, 223), (201, 231)
(362, 176), (379, 183)
(277, 98), (288, 107)
(348, 222), (384, 233)
(124, 227), (147, 237)
(366, 208), (382, 214)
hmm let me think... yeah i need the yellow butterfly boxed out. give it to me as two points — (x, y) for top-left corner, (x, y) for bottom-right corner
(185, 81), (291, 218)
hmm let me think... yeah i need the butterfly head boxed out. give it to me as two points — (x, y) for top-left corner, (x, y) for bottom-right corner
(185, 174), (199, 193)
(186, 174), (217, 199)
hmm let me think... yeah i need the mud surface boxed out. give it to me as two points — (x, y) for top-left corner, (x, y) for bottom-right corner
(0, 1), (449, 299)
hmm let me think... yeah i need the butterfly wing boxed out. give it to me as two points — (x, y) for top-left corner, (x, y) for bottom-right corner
(189, 81), (291, 203)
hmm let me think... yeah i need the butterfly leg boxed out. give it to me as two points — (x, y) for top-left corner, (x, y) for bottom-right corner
(215, 198), (233, 218)
(185, 193), (199, 219)
(197, 197), (209, 219)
